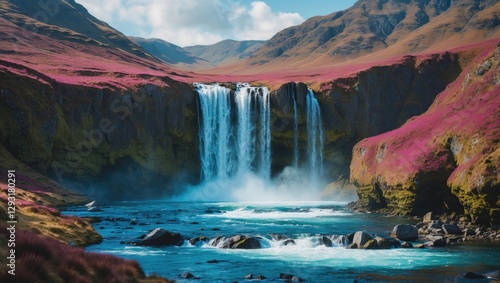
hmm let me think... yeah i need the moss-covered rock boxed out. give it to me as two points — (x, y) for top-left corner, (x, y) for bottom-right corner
(0, 69), (199, 199)
(350, 43), (500, 225)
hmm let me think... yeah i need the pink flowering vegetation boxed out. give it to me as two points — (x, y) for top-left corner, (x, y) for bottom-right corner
(0, 226), (173, 283)
(0, 17), (191, 90)
(0, 183), (102, 246)
(350, 41), (500, 222)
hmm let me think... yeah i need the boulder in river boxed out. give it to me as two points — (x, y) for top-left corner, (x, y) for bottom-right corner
(179, 272), (196, 279)
(374, 236), (399, 249)
(189, 236), (207, 246)
(232, 236), (261, 249)
(391, 224), (418, 241)
(321, 236), (333, 247)
(362, 239), (379, 249)
(269, 234), (290, 241)
(139, 228), (184, 246)
(353, 231), (372, 247)
(462, 272), (486, 279)
(442, 224), (462, 235)
(280, 273), (294, 279)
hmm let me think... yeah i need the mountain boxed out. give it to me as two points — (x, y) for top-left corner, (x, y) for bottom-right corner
(246, 0), (500, 68)
(0, 0), (156, 61)
(129, 36), (207, 66)
(0, 0), (193, 87)
(185, 39), (265, 65)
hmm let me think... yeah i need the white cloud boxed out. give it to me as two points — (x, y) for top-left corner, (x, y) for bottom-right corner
(75, 0), (304, 46)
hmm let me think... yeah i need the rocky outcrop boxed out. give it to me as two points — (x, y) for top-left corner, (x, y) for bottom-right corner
(391, 224), (418, 241)
(138, 228), (184, 246)
(207, 235), (262, 249)
(350, 43), (500, 225)
(0, 66), (199, 199)
(269, 53), (462, 178)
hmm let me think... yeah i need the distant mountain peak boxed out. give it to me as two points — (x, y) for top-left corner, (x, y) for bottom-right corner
(246, 0), (500, 67)
(129, 36), (206, 66)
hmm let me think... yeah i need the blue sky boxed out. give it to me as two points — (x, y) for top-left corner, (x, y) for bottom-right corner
(77, 0), (357, 47)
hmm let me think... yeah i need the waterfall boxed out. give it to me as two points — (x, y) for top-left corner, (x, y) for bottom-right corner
(306, 89), (324, 180)
(258, 87), (271, 179)
(292, 86), (299, 168)
(196, 83), (271, 182)
(196, 83), (233, 181)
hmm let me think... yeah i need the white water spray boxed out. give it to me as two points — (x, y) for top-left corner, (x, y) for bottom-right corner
(306, 89), (324, 181)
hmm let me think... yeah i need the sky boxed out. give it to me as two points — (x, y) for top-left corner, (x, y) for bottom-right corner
(76, 0), (357, 47)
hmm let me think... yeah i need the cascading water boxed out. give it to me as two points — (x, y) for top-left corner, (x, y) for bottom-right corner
(306, 89), (324, 180)
(292, 86), (299, 168)
(196, 83), (233, 182)
(196, 83), (324, 197)
(196, 83), (271, 182)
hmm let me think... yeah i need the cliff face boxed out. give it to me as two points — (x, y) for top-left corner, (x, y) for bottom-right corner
(0, 65), (199, 199)
(269, 53), (462, 178)
(350, 43), (500, 225)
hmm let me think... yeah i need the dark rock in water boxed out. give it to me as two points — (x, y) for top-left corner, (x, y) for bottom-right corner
(347, 233), (355, 244)
(346, 243), (358, 249)
(255, 274), (266, 280)
(207, 259), (219, 264)
(391, 224), (418, 241)
(427, 221), (442, 230)
(280, 273), (294, 279)
(270, 233), (290, 241)
(425, 236), (446, 247)
(463, 272), (486, 279)
(292, 275), (304, 282)
(179, 272), (195, 279)
(208, 236), (224, 247)
(400, 241), (413, 248)
(484, 271), (500, 279)
(219, 235), (243, 249)
(353, 231), (372, 247)
(189, 236), (207, 246)
(245, 274), (254, 279)
(321, 236), (333, 247)
(374, 236), (399, 249)
(362, 239), (379, 249)
(139, 228), (184, 246)
(283, 239), (296, 246)
(414, 243), (425, 249)
(209, 235), (261, 249)
(232, 237), (261, 249)
(442, 224), (462, 235)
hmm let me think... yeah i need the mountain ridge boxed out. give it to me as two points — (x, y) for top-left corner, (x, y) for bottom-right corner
(184, 39), (265, 66)
(129, 36), (208, 66)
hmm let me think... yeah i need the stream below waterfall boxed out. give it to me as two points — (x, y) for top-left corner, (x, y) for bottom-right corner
(64, 201), (500, 283)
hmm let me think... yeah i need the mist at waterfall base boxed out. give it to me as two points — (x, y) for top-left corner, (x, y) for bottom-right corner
(172, 83), (338, 203)
(174, 166), (332, 202)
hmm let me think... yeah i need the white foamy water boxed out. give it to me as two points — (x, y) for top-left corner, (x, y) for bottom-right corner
(202, 207), (351, 220)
